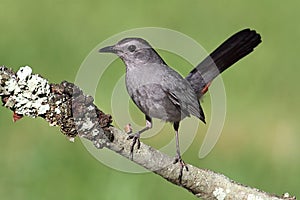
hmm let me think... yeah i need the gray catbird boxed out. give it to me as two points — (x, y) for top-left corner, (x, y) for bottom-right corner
(99, 29), (261, 180)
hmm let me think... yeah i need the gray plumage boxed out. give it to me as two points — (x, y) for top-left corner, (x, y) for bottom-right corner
(99, 29), (261, 182)
(100, 37), (206, 123)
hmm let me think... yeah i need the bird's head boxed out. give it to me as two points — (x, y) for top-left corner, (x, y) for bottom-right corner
(99, 38), (165, 65)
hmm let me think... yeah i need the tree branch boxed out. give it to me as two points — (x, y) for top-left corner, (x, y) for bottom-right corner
(0, 66), (296, 200)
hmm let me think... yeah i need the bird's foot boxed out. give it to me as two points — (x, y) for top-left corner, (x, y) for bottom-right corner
(173, 155), (189, 184)
(127, 132), (141, 160)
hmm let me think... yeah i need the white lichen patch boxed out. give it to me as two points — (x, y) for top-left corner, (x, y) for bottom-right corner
(16, 66), (32, 81)
(79, 118), (94, 131)
(6, 78), (18, 93)
(67, 136), (75, 142)
(213, 187), (226, 200)
(247, 194), (264, 200)
(54, 107), (61, 114)
(38, 104), (50, 115)
(92, 129), (99, 136)
(87, 105), (94, 111)
(283, 193), (290, 198)
(55, 100), (62, 105)
(1, 66), (50, 117)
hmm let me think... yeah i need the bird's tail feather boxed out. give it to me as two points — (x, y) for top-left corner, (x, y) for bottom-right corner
(185, 28), (261, 98)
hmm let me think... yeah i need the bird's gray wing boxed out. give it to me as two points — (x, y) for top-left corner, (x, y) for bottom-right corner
(162, 68), (205, 122)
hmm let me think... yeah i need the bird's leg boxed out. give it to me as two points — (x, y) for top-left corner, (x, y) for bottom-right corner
(127, 115), (152, 160)
(173, 122), (188, 184)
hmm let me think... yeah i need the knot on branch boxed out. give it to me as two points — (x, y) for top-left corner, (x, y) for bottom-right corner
(47, 81), (113, 145)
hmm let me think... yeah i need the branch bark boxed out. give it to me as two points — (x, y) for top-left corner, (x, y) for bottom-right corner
(0, 66), (296, 200)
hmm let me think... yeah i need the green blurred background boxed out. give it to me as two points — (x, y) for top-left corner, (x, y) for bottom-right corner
(0, 0), (299, 199)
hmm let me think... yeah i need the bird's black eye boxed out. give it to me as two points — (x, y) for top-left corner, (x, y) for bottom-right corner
(128, 45), (136, 52)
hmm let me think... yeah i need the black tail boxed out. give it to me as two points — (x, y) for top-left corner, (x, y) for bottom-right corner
(185, 28), (262, 98)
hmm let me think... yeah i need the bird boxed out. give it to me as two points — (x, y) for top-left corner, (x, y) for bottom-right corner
(99, 28), (261, 182)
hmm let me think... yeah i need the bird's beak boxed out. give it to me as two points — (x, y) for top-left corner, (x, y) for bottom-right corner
(99, 45), (117, 53)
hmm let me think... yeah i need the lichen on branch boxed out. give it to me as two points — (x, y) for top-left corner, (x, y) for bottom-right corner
(1, 66), (50, 117)
(0, 65), (296, 200)
(0, 65), (113, 145)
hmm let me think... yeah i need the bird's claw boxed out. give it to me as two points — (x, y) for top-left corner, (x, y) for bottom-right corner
(127, 132), (141, 160)
(173, 155), (188, 184)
